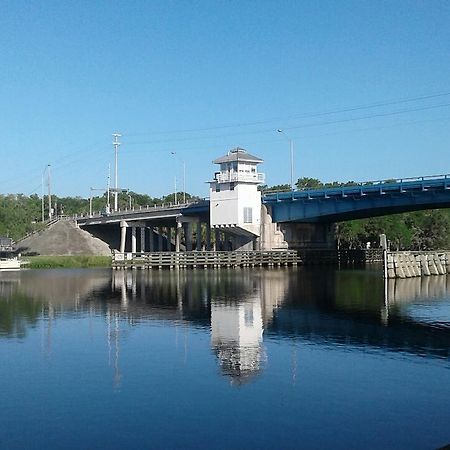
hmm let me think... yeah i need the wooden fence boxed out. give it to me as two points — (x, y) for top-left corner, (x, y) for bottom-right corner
(112, 250), (299, 269)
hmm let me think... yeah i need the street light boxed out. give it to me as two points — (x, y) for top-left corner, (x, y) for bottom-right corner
(112, 133), (121, 212)
(41, 165), (50, 222)
(277, 129), (295, 191)
(171, 151), (186, 203)
(89, 187), (106, 217)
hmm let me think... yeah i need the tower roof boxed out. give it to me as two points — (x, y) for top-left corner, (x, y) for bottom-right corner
(213, 147), (263, 164)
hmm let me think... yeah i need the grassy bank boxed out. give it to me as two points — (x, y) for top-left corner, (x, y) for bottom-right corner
(24, 255), (111, 269)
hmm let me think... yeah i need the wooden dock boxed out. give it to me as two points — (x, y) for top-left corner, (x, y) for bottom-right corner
(112, 250), (299, 269)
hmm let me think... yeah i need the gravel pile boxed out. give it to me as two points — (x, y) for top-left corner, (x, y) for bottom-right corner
(18, 220), (111, 256)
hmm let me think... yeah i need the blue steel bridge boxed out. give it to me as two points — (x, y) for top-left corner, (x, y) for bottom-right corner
(75, 173), (450, 253)
(263, 174), (450, 223)
(79, 174), (450, 227)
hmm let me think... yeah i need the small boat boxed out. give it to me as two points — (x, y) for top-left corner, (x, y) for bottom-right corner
(0, 255), (21, 271)
(0, 237), (21, 271)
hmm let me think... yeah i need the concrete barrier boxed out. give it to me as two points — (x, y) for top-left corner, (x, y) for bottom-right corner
(384, 251), (450, 278)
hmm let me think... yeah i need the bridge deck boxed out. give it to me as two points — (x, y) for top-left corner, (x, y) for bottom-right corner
(263, 174), (450, 203)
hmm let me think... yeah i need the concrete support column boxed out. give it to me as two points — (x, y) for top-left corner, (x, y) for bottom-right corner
(131, 227), (137, 253)
(140, 227), (146, 252)
(120, 221), (127, 253)
(196, 220), (202, 251)
(176, 220), (182, 252)
(158, 227), (164, 251)
(168, 227), (174, 251)
(149, 228), (154, 252)
(184, 222), (192, 251)
(206, 225), (211, 251)
(214, 228), (221, 251)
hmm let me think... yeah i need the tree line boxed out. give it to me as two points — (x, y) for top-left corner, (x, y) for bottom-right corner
(0, 191), (196, 241)
(1, 179), (449, 250)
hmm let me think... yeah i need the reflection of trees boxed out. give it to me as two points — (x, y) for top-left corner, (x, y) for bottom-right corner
(2, 267), (449, 374)
(0, 292), (42, 338)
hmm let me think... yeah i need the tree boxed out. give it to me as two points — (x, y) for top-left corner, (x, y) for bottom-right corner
(296, 177), (323, 190)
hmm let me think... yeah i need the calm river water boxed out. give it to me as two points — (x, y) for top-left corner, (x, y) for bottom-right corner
(0, 267), (449, 449)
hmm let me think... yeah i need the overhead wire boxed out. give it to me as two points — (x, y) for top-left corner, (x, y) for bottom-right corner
(122, 90), (450, 136)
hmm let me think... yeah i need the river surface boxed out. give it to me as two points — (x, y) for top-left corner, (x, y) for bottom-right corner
(0, 267), (449, 449)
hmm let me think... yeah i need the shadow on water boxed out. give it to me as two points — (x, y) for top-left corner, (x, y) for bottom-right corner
(0, 267), (449, 384)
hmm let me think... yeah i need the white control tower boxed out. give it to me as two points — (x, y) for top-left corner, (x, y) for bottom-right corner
(209, 147), (265, 238)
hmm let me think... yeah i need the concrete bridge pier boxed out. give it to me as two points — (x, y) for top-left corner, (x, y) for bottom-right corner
(183, 223), (192, 251)
(206, 226), (211, 250)
(120, 221), (128, 253)
(131, 226), (137, 253)
(278, 222), (335, 251)
(140, 227), (146, 252)
(196, 220), (202, 251)
(176, 220), (182, 252)
(157, 227), (164, 251)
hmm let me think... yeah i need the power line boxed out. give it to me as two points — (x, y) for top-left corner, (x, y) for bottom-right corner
(122, 90), (450, 137)
(122, 101), (450, 147)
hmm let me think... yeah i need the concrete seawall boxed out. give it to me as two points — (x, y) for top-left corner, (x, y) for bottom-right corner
(384, 251), (450, 279)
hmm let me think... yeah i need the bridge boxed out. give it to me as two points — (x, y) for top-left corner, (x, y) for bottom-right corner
(75, 147), (450, 253)
(263, 174), (450, 223)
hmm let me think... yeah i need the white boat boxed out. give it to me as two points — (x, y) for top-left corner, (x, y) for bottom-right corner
(0, 237), (21, 271)
(0, 255), (21, 271)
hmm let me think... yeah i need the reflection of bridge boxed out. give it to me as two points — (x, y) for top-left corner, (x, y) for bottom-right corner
(2, 268), (449, 380)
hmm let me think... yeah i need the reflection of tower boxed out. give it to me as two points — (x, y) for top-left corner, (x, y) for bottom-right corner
(211, 297), (265, 385)
(106, 308), (122, 389)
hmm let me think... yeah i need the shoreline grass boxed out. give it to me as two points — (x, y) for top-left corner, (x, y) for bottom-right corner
(23, 255), (111, 269)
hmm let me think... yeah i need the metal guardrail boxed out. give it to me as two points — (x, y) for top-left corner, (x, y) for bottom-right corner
(77, 200), (209, 221)
(112, 250), (299, 269)
(263, 174), (450, 202)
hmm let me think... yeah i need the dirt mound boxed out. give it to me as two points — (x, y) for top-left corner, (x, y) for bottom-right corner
(17, 220), (111, 256)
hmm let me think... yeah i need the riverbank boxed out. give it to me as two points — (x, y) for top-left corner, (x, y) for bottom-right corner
(23, 255), (111, 269)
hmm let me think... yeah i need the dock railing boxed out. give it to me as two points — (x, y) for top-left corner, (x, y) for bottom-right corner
(112, 250), (299, 269)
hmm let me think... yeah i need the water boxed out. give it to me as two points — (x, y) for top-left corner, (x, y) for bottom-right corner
(0, 267), (449, 449)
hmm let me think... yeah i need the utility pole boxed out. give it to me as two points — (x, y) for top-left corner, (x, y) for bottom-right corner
(277, 129), (295, 191)
(47, 164), (52, 219)
(174, 176), (178, 205)
(41, 167), (45, 222)
(171, 151), (186, 203)
(182, 160), (186, 203)
(113, 133), (121, 212)
(107, 164), (111, 213)
(89, 187), (93, 217)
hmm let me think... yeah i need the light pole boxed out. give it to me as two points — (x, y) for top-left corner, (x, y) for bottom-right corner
(174, 176), (178, 205)
(41, 165), (48, 222)
(113, 133), (121, 212)
(90, 187), (106, 217)
(47, 164), (52, 219)
(277, 129), (295, 191)
(171, 151), (186, 203)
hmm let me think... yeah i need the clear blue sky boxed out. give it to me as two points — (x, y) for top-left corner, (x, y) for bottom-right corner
(1, 0), (450, 198)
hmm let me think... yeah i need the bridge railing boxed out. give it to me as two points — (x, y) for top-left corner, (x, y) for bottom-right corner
(263, 173), (450, 202)
(76, 199), (209, 220)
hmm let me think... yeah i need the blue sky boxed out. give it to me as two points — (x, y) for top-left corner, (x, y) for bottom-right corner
(1, 0), (450, 198)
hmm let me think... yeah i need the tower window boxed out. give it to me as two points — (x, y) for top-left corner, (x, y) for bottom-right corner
(243, 207), (252, 223)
